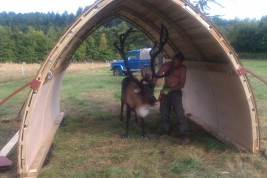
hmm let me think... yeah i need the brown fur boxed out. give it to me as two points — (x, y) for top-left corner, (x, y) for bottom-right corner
(120, 76), (156, 138)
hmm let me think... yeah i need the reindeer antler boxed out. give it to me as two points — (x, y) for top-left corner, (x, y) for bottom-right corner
(114, 28), (135, 76)
(149, 25), (169, 79)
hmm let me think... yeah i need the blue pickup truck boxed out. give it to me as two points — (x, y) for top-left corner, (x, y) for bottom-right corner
(111, 48), (151, 76)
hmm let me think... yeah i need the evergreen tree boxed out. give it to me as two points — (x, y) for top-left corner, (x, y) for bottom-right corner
(258, 16), (267, 52)
(1, 8), (267, 62)
(0, 26), (16, 62)
(99, 33), (108, 48)
(73, 41), (87, 60)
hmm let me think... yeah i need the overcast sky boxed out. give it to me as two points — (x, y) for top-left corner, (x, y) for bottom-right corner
(0, 0), (266, 20)
(208, 0), (266, 19)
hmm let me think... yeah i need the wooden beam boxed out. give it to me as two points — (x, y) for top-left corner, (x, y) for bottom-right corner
(0, 131), (19, 157)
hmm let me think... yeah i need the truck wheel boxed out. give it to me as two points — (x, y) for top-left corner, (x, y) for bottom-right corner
(113, 67), (123, 76)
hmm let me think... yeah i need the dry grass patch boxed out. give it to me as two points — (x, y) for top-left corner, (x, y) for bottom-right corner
(67, 62), (109, 72)
(0, 62), (109, 83)
(0, 62), (40, 83)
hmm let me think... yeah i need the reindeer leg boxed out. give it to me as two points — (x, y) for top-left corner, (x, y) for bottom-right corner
(140, 117), (148, 139)
(123, 106), (131, 138)
(120, 100), (124, 121)
(134, 111), (138, 123)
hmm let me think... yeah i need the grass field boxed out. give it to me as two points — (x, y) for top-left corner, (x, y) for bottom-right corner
(0, 60), (267, 177)
(241, 60), (267, 152)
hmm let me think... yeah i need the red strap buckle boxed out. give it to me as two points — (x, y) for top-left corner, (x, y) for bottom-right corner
(30, 80), (41, 90)
(237, 67), (247, 76)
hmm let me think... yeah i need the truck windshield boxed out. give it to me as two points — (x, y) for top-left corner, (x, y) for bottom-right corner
(127, 50), (139, 60)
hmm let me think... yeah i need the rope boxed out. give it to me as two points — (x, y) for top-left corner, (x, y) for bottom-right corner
(0, 79), (41, 106)
(237, 67), (267, 85)
(246, 68), (267, 85)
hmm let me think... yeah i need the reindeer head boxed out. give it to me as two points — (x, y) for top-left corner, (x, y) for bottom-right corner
(139, 79), (157, 106)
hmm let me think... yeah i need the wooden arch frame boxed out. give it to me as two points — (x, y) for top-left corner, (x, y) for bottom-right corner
(17, 0), (259, 177)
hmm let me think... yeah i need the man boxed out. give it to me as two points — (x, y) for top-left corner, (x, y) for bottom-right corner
(155, 52), (191, 145)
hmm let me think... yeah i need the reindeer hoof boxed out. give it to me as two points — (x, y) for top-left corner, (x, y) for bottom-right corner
(122, 135), (129, 139)
(141, 135), (149, 139)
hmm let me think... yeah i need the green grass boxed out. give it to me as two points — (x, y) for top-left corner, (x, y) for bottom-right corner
(0, 81), (30, 117)
(241, 59), (267, 156)
(38, 66), (267, 177)
(241, 59), (267, 100)
(1, 61), (267, 177)
(0, 80), (28, 148)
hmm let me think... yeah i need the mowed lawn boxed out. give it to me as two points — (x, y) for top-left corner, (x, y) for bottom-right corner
(0, 60), (267, 177)
(241, 59), (267, 152)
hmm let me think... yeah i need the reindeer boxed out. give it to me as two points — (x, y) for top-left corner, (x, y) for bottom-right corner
(120, 77), (156, 138)
(115, 25), (168, 138)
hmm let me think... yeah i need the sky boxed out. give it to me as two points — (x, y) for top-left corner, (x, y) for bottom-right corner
(0, 0), (95, 15)
(208, 0), (267, 20)
(0, 0), (266, 20)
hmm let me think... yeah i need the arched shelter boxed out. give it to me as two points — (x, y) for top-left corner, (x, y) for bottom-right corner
(17, 0), (260, 177)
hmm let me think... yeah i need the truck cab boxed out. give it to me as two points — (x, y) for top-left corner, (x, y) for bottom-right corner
(111, 48), (151, 76)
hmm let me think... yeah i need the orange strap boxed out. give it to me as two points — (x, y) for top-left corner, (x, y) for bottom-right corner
(0, 80), (41, 106)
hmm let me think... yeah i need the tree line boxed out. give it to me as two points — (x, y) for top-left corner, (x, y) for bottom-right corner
(0, 10), (267, 63)
(212, 16), (267, 59)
